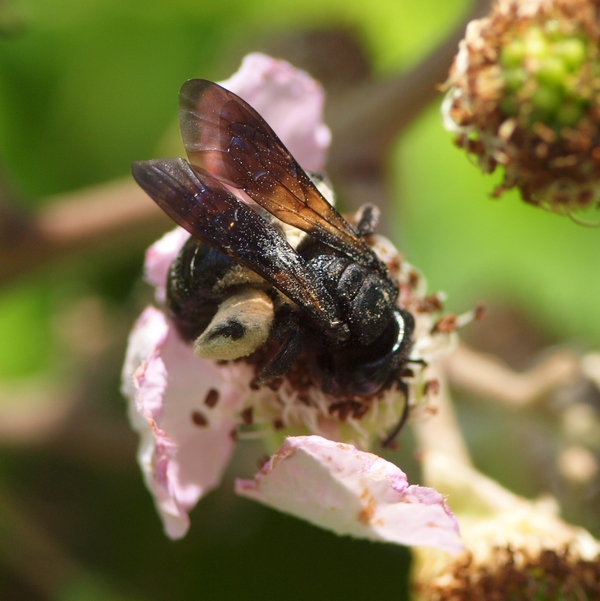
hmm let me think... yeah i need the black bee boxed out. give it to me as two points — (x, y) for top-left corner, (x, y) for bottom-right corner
(132, 80), (415, 444)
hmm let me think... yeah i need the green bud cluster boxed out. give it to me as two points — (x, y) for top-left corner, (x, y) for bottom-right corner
(499, 24), (592, 129)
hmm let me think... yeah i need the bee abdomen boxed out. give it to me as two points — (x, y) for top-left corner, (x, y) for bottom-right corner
(167, 237), (240, 341)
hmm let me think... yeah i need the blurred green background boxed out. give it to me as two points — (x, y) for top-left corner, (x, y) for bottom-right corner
(0, 0), (598, 599)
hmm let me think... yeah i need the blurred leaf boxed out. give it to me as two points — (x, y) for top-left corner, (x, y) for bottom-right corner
(0, 4), (236, 197)
(57, 573), (147, 601)
(0, 278), (54, 378)
(0, 0), (468, 198)
(248, 0), (468, 71)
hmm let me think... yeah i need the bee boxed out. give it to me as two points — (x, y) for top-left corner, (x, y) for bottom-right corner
(132, 80), (416, 445)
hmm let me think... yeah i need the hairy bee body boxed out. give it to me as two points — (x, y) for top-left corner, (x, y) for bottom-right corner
(167, 225), (413, 398)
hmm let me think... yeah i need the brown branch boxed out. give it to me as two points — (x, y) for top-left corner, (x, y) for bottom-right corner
(0, 178), (171, 286)
(445, 342), (582, 406)
(328, 0), (494, 163)
(323, 0), (494, 232)
(413, 339), (588, 473)
(0, 377), (137, 469)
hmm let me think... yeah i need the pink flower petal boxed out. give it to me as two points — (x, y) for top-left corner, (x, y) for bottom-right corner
(236, 436), (464, 553)
(144, 228), (190, 303)
(122, 307), (242, 538)
(219, 53), (330, 171)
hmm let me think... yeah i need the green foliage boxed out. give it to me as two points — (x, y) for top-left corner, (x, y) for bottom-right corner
(499, 26), (592, 128)
(0, 278), (54, 377)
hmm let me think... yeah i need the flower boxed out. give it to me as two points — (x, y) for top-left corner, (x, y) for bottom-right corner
(412, 451), (600, 599)
(443, 0), (600, 215)
(236, 436), (463, 553)
(122, 53), (462, 552)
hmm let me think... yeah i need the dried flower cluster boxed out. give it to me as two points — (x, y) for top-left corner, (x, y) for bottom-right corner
(412, 452), (600, 600)
(422, 547), (600, 600)
(444, 0), (600, 214)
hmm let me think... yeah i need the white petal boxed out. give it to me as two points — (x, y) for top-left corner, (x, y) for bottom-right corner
(143, 228), (190, 303)
(235, 435), (463, 553)
(122, 307), (242, 538)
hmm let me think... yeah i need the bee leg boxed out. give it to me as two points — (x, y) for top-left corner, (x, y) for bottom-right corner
(255, 325), (302, 383)
(354, 204), (380, 236)
(381, 379), (410, 449)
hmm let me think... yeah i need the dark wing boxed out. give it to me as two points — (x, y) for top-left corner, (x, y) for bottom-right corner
(179, 79), (378, 269)
(131, 158), (349, 340)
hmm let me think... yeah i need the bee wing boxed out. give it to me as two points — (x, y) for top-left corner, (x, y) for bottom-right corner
(131, 158), (349, 340)
(179, 79), (377, 268)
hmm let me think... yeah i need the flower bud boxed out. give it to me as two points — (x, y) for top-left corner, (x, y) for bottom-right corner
(443, 0), (600, 215)
(413, 452), (600, 599)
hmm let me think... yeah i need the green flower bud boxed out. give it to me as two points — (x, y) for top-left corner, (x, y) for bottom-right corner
(502, 67), (527, 91)
(524, 27), (548, 59)
(536, 56), (567, 86)
(555, 38), (587, 71)
(501, 39), (526, 68)
(531, 85), (562, 115)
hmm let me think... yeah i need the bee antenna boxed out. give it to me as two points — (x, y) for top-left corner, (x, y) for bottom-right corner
(381, 379), (410, 449)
